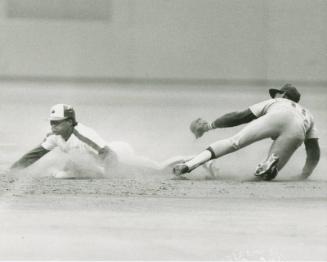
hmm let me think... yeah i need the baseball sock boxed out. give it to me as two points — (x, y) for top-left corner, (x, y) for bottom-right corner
(185, 150), (212, 170)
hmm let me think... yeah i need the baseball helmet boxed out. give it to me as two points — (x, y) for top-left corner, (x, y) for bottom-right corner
(269, 83), (301, 102)
(49, 104), (77, 125)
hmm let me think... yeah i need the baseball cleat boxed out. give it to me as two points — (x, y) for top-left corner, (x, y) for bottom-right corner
(173, 163), (190, 176)
(255, 153), (279, 181)
(262, 166), (278, 181)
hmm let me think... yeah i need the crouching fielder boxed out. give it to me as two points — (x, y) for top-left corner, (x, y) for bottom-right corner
(10, 104), (192, 178)
(173, 84), (320, 181)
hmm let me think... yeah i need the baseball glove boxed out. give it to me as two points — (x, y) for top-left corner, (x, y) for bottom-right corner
(190, 118), (211, 138)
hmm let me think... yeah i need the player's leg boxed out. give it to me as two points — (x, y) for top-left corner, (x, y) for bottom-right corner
(173, 150), (213, 174)
(173, 114), (282, 175)
(255, 126), (305, 180)
(121, 153), (198, 171)
(158, 155), (194, 170)
(270, 137), (304, 171)
(255, 135), (304, 180)
(108, 141), (192, 170)
(108, 141), (217, 175)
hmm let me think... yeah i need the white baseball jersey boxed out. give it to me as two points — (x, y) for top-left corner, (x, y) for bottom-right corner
(41, 123), (135, 162)
(41, 123), (107, 155)
(12, 123), (138, 169)
(249, 98), (318, 139)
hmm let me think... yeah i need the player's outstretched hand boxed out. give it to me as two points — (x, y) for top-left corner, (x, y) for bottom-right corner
(190, 118), (211, 138)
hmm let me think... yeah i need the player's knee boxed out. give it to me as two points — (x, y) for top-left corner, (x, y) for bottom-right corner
(229, 136), (241, 150)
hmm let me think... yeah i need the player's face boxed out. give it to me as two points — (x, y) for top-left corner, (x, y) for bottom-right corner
(50, 119), (73, 135)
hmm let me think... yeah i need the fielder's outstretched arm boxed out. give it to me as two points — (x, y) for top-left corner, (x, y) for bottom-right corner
(300, 138), (320, 179)
(11, 145), (50, 170)
(211, 108), (257, 128)
(190, 109), (257, 138)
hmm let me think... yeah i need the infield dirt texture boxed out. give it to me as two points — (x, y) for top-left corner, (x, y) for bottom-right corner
(0, 82), (326, 260)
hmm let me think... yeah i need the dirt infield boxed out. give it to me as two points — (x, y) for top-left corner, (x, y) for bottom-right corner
(0, 83), (326, 260)
(1, 176), (327, 260)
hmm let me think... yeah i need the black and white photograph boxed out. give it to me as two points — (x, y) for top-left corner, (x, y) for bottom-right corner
(0, 0), (326, 261)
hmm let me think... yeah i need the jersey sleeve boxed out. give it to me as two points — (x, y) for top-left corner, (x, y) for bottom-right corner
(41, 133), (59, 151)
(305, 122), (319, 140)
(249, 99), (275, 117)
(11, 145), (50, 169)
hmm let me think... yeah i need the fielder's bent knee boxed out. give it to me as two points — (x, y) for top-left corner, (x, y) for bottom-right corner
(229, 136), (241, 150)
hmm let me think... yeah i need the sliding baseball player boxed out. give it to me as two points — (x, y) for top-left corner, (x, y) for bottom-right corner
(11, 104), (216, 178)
